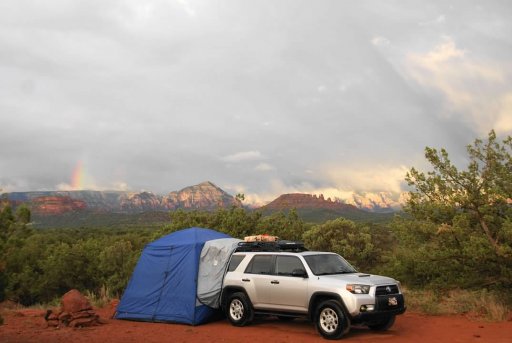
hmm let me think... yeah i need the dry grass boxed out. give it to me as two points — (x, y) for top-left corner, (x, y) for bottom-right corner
(85, 285), (114, 308)
(403, 288), (511, 321)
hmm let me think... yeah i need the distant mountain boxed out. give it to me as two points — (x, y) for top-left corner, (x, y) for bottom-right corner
(258, 193), (394, 223)
(167, 181), (241, 210)
(340, 192), (407, 213)
(2, 181), (241, 216)
(260, 193), (358, 211)
(2, 183), (399, 227)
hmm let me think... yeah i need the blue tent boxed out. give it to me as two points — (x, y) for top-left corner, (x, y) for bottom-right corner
(115, 227), (234, 325)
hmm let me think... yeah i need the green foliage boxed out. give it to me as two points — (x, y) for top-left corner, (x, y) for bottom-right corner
(235, 193), (245, 202)
(1, 222), (153, 306)
(98, 240), (139, 295)
(393, 130), (512, 289)
(303, 218), (388, 271)
(154, 207), (307, 241)
(406, 130), (512, 257)
(261, 207), (394, 224)
(32, 211), (170, 229)
(256, 209), (306, 241)
(1, 204), (20, 301)
(15, 205), (31, 224)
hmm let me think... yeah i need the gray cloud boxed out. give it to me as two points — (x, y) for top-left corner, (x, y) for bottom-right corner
(1, 0), (511, 204)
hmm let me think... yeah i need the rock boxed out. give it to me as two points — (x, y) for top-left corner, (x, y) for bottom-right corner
(61, 290), (92, 314)
(58, 312), (72, 326)
(97, 317), (109, 324)
(71, 311), (95, 319)
(71, 311), (91, 320)
(46, 312), (59, 321)
(44, 290), (105, 329)
(69, 317), (98, 328)
(46, 319), (59, 327)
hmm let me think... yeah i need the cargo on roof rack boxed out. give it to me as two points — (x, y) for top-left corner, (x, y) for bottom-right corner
(234, 240), (307, 252)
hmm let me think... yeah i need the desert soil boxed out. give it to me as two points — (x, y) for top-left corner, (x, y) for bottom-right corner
(1, 306), (511, 343)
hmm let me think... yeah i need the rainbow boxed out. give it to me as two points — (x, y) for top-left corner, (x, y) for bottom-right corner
(71, 161), (83, 190)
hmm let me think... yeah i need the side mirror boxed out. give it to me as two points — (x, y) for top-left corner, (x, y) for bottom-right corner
(291, 269), (308, 278)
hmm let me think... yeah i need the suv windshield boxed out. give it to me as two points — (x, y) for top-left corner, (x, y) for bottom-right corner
(304, 254), (357, 275)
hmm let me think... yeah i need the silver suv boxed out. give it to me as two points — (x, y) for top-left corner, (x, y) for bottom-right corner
(221, 243), (406, 339)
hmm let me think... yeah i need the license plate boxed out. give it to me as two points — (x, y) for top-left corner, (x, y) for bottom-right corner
(388, 297), (398, 306)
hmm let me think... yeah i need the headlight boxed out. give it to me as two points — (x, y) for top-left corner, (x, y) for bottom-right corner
(346, 284), (370, 294)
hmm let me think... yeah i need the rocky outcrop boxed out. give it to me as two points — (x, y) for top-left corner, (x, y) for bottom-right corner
(261, 193), (359, 211)
(169, 181), (241, 210)
(3, 181), (241, 215)
(119, 192), (169, 212)
(31, 196), (87, 215)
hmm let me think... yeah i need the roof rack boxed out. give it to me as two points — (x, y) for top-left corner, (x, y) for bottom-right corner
(235, 240), (308, 253)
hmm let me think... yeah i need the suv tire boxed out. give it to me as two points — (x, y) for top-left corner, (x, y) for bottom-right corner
(315, 300), (350, 340)
(368, 315), (395, 331)
(226, 292), (253, 327)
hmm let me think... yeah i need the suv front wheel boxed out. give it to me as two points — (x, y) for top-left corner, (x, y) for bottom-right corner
(315, 300), (350, 340)
(226, 292), (253, 327)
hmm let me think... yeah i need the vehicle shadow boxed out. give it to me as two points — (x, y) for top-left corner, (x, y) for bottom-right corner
(246, 316), (397, 340)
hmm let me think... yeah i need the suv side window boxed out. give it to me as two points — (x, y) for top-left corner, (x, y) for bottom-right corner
(245, 255), (273, 274)
(227, 255), (245, 272)
(275, 255), (305, 276)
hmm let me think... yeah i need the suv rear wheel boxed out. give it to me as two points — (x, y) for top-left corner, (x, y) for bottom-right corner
(226, 292), (253, 327)
(315, 300), (350, 340)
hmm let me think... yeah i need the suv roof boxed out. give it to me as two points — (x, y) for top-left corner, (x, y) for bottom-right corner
(232, 250), (336, 256)
(234, 240), (307, 253)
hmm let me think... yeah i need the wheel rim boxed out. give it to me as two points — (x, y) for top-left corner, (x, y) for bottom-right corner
(319, 307), (339, 333)
(229, 299), (244, 321)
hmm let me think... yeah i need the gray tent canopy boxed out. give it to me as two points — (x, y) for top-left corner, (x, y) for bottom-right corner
(197, 237), (241, 309)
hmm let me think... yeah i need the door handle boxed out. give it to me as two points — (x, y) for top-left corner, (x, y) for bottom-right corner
(271, 280), (280, 284)
(242, 278), (250, 282)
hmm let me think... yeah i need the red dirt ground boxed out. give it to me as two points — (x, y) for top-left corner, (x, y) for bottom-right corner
(1, 306), (511, 343)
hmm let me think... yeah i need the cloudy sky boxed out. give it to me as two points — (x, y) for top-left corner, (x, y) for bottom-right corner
(1, 0), (511, 205)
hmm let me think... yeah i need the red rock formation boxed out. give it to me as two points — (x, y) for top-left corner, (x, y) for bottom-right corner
(119, 192), (167, 212)
(168, 181), (242, 210)
(61, 289), (92, 313)
(31, 196), (87, 215)
(45, 289), (104, 328)
(261, 193), (358, 211)
(5, 181), (241, 215)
